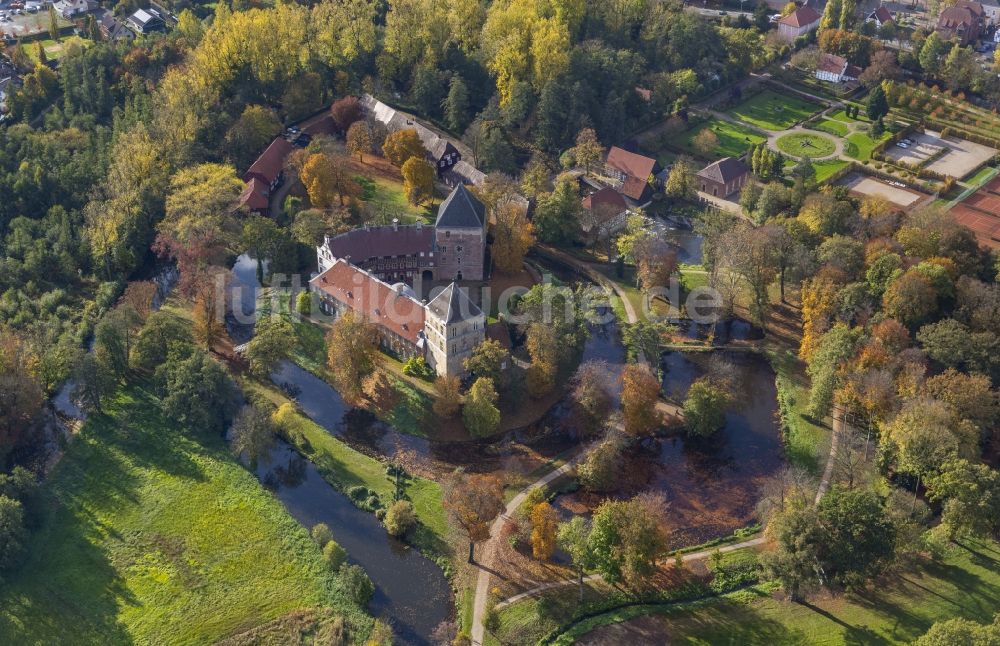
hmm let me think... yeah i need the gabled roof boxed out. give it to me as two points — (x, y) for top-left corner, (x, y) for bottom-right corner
(435, 184), (486, 229)
(426, 283), (483, 324)
(606, 146), (658, 183)
(817, 53), (849, 75)
(938, 5), (977, 28)
(244, 137), (293, 184)
(582, 186), (627, 212)
(956, 0), (985, 17)
(779, 6), (821, 27)
(697, 157), (749, 184)
(869, 6), (893, 23)
(310, 259), (426, 344)
(239, 178), (269, 211)
(324, 224), (434, 262)
(361, 94), (461, 162)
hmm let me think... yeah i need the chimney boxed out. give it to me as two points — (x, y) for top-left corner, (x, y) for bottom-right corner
(392, 218), (399, 231)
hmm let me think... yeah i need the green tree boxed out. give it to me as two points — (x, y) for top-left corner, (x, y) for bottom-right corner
(340, 564), (374, 606)
(914, 614), (1000, 646)
(48, 5), (59, 42)
(463, 377), (500, 437)
(573, 128), (604, 175)
(246, 317), (295, 378)
(242, 215), (284, 283)
(385, 500), (417, 537)
(464, 339), (509, 388)
(323, 540), (348, 571)
(577, 437), (623, 492)
(532, 176), (581, 244)
(225, 105), (282, 169)
(926, 458), (1000, 539)
(71, 353), (116, 415)
(588, 494), (669, 585)
(806, 324), (860, 419)
(558, 517), (595, 600)
(0, 496), (26, 573)
(132, 310), (193, 371)
(918, 32), (945, 75)
(683, 378), (730, 437)
(815, 487), (897, 589)
(444, 75), (471, 133)
(665, 157), (697, 202)
(865, 84), (889, 121)
(230, 405), (275, 470)
(158, 350), (236, 434)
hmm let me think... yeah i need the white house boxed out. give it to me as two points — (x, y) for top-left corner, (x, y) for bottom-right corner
(54, 0), (96, 19)
(866, 6), (894, 27)
(815, 53), (860, 83)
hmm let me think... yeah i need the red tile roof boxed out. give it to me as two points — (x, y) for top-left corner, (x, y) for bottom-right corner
(779, 6), (821, 27)
(817, 53), (848, 75)
(582, 186), (627, 211)
(606, 147), (658, 184)
(239, 177), (269, 212)
(244, 137), (293, 184)
(871, 6), (893, 23)
(310, 260), (426, 345)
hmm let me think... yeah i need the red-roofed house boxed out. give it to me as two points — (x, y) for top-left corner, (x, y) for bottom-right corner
(238, 177), (270, 215)
(697, 157), (749, 198)
(777, 6), (821, 41)
(867, 6), (894, 27)
(581, 187), (629, 239)
(244, 137), (294, 192)
(937, 1), (985, 46)
(815, 53), (860, 83)
(603, 147), (662, 205)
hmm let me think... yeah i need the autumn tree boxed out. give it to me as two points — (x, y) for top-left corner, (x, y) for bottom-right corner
(443, 472), (505, 562)
(346, 120), (374, 163)
(491, 202), (535, 274)
(882, 268), (938, 328)
(155, 164), (243, 296)
(192, 274), (229, 351)
(121, 281), (159, 322)
(432, 375), (463, 418)
(683, 378), (730, 437)
(633, 238), (678, 291)
(578, 436), (624, 492)
(530, 501), (559, 560)
(225, 105), (282, 169)
(0, 331), (44, 461)
(588, 493), (669, 585)
(382, 129), (428, 167)
(692, 128), (719, 157)
(665, 157), (697, 202)
(571, 361), (613, 436)
(573, 128), (604, 175)
(881, 398), (979, 492)
(621, 363), (661, 438)
(301, 153), (359, 208)
(463, 377), (500, 437)
(330, 96), (363, 132)
(526, 323), (558, 397)
(401, 157), (435, 205)
(464, 339), (509, 389)
(326, 310), (383, 405)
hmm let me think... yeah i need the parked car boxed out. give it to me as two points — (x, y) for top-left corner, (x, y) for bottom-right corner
(898, 142), (909, 148)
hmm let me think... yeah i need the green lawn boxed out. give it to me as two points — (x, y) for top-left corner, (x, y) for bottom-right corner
(727, 90), (822, 131)
(963, 164), (997, 185)
(813, 159), (850, 184)
(562, 539), (1000, 645)
(766, 348), (828, 474)
(24, 36), (89, 64)
(0, 385), (371, 644)
(355, 175), (436, 224)
(827, 107), (870, 124)
(776, 133), (837, 158)
(844, 130), (891, 161)
(679, 119), (767, 159)
(811, 118), (849, 137)
(245, 381), (452, 566)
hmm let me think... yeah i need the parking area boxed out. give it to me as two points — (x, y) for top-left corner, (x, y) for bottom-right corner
(884, 130), (996, 179)
(0, 2), (67, 39)
(838, 173), (928, 209)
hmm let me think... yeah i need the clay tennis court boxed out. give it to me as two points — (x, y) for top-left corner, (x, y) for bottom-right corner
(838, 173), (926, 208)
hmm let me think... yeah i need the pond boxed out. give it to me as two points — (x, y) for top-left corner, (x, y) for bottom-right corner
(553, 350), (784, 549)
(249, 437), (452, 646)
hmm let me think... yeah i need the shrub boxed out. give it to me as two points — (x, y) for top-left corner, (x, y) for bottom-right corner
(311, 522), (333, 547)
(296, 290), (311, 316)
(384, 500), (417, 537)
(340, 564), (375, 606)
(402, 356), (435, 380)
(323, 539), (348, 571)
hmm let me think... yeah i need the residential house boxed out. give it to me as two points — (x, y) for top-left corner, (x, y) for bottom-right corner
(580, 186), (629, 240)
(126, 8), (165, 35)
(238, 178), (270, 215)
(54, 0), (96, 19)
(603, 146), (661, 205)
(696, 157), (750, 198)
(777, 6), (822, 42)
(96, 9), (134, 42)
(866, 6), (894, 27)
(244, 137), (293, 192)
(360, 94), (462, 175)
(937, 0), (985, 46)
(815, 53), (861, 83)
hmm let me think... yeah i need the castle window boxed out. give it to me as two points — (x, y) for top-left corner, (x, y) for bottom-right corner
(445, 231), (450, 238)
(456, 245), (463, 253)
